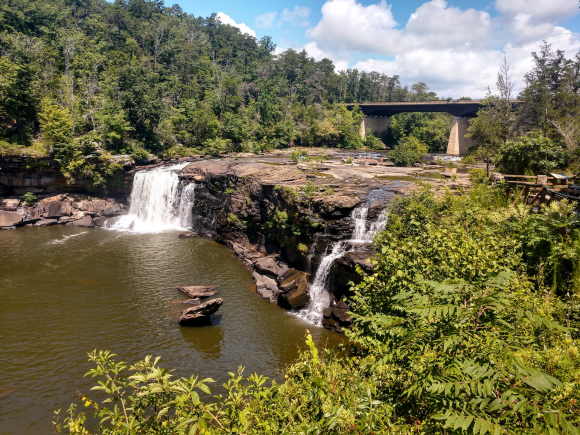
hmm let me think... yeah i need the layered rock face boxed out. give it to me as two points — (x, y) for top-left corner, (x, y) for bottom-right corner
(0, 155), (134, 197)
(0, 194), (125, 229)
(179, 154), (412, 315)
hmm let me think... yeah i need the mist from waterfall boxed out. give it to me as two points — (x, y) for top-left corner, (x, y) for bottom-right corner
(110, 163), (196, 233)
(296, 205), (388, 325)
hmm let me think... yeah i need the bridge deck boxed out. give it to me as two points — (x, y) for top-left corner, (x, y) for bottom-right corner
(346, 101), (485, 117)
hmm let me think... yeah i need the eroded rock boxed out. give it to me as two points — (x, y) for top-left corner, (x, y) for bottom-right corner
(72, 215), (94, 227)
(322, 301), (352, 333)
(253, 272), (279, 302)
(179, 298), (223, 326)
(254, 256), (288, 278)
(0, 210), (22, 228)
(277, 269), (310, 309)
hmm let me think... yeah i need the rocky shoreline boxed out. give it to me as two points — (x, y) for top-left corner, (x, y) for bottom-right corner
(0, 194), (126, 229)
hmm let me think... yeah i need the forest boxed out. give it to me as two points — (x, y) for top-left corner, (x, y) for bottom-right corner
(0, 0), (454, 187)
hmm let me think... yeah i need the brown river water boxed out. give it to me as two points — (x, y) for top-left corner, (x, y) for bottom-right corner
(0, 226), (339, 434)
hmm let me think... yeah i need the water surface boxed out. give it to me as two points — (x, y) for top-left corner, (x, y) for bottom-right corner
(0, 226), (338, 434)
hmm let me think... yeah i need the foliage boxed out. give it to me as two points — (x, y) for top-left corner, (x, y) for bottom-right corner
(56, 186), (579, 435)
(347, 186), (579, 433)
(389, 112), (451, 152)
(389, 135), (428, 166)
(21, 191), (37, 206)
(495, 131), (567, 174)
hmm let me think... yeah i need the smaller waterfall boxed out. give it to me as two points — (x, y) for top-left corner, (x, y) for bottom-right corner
(351, 207), (389, 244)
(296, 205), (389, 325)
(111, 163), (196, 233)
(296, 242), (348, 325)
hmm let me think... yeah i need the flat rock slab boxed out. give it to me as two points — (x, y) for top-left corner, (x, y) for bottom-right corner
(179, 297), (223, 326)
(177, 285), (217, 299)
(0, 210), (22, 227)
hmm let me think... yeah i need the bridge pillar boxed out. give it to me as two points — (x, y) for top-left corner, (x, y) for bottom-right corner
(446, 117), (472, 155)
(359, 116), (390, 140)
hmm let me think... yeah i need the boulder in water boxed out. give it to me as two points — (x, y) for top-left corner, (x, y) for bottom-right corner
(177, 285), (217, 299)
(322, 301), (352, 333)
(277, 269), (310, 309)
(179, 298), (223, 326)
(178, 231), (195, 239)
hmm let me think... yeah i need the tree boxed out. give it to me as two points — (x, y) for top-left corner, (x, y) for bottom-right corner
(389, 135), (428, 166)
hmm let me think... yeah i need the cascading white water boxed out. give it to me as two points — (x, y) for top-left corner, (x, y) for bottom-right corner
(296, 242), (347, 325)
(111, 163), (196, 233)
(296, 205), (389, 325)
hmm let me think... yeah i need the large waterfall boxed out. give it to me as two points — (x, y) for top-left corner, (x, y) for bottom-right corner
(111, 163), (196, 233)
(296, 205), (388, 325)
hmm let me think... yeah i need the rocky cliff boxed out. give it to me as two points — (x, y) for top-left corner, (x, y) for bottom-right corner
(178, 152), (417, 330)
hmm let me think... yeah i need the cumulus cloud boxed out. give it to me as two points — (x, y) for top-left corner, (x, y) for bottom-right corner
(216, 12), (256, 37)
(309, 0), (399, 54)
(306, 0), (580, 97)
(495, 0), (578, 21)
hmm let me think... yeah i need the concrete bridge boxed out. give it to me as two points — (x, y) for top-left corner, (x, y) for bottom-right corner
(347, 100), (485, 155)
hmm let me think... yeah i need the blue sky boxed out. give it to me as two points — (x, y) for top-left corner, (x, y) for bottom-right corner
(167, 0), (579, 97)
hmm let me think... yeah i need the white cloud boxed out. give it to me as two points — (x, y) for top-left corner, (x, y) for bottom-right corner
(306, 0), (580, 97)
(256, 12), (277, 29)
(281, 6), (311, 27)
(495, 0), (578, 21)
(405, 0), (492, 50)
(309, 0), (400, 55)
(216, 12), (256, 37)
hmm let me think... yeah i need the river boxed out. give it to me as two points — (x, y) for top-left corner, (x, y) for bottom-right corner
(0, 226), (339, 434)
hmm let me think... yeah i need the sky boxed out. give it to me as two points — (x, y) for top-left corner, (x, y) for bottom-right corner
(170, 0), (579, 98)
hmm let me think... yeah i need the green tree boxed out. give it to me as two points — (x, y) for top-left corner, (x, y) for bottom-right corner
(495, 131), (567, 174)
(389, 135), (428, 166)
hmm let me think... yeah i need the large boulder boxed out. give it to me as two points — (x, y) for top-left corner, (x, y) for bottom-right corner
(71, 215), (94, 227)
(0, 198), (20, 211)
(253, 272), (279, 302)
(177, 285), (217, 299)
(254, 256), (288, 278)
(40, 196), (73, 218)
(0, 210), (22, 228)
(277, 269), (310, 309)
(179, 298), (223, 326)
(322, 301), (352, 333)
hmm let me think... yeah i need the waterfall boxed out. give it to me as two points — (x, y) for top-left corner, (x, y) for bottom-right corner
(110, 163), (196, 233)
(296, 205), (388, 325)
(296, 242), (348, 325)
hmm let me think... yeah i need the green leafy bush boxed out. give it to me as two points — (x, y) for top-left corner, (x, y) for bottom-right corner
(496, 131), (567, 175)
(389, 135), (428, 166)
(21, 191), (37, 206)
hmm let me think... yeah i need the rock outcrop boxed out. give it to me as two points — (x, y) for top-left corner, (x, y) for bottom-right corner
(179, 298), (223, 326)
(177, 152), (415, 326)
(0, 193), (125, 229)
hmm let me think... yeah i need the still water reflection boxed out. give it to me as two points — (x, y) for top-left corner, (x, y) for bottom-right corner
(0, 226), (339, 434)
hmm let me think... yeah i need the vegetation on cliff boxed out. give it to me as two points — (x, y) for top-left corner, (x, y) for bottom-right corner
(55, 182), (579, 434)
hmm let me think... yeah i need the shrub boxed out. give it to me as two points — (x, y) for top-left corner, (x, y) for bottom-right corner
(389, 135), (428, 166)
(21, 191), (37, 206)
(495, 131), (567, 175)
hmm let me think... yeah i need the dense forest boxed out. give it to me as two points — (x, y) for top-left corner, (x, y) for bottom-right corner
(0, 0), (452, 186)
